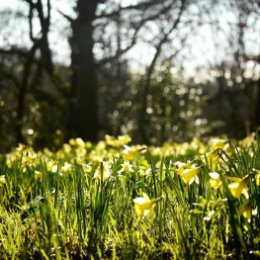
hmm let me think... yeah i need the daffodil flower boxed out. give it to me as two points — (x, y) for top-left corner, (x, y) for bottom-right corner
(46, 160), (58, 173)
(238, 201), (251, 219)
(69, 138), (85, 148)
(0, 175), (6, 185)
(209, 172), (222, 189)
(94, 162), (111, 180)
(256, 174), (260, 186)
(240, 134), (255, 149)
(133, 193), (160, 217)
(122, 145), (146, 161)
(105, 134), (132, 147)
(60, 162), (73, 175)
(228, 175), (250, 198)
(82, 163), (92, 173)
(175, 161), (193, 171)
(118, 161), (134, 174)
(253, 169), (260, 186)
(209, 138), (229, 150)
(34, 170), (43, 180)
(175, 161), (201, 184)
(180, 167), (201, 184)
(203, 210), (215, 222)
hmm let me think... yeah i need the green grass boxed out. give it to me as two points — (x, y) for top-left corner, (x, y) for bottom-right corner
(0, 134), (259, 259)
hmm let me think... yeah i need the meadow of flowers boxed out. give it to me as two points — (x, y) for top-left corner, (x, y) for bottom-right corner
(0, 134), (259, 259)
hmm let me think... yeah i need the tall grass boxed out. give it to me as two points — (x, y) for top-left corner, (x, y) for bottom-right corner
(0, 135), (259, 259)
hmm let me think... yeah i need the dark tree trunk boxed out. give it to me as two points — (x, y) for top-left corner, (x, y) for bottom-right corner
(69, 0), (99, 142)
(37, 0), (53, 75)
(254, 80), (260, 130)
(16, 0), (53, 145)
(16, 41), (40, 144)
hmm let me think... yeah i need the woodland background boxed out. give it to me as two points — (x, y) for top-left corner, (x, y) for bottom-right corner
(0, 0), (259, 151)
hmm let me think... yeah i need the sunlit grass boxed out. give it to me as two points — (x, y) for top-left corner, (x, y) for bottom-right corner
(0, 134), (259, 259)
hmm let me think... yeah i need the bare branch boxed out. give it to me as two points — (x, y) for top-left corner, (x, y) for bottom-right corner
(97, 2), (173, 66)
(139, 0), (186, 143)
(57, 9), (74, 23)
(97, 22), (141, 66)
(96, 0), (161, 19)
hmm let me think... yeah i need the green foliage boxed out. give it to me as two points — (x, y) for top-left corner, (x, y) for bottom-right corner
(0, 134), (259, 259)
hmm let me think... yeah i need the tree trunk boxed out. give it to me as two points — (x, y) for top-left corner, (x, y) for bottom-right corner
(16, 41), (40, 144)
(69, 0), (99, 142)
(254, 80), (260, 130)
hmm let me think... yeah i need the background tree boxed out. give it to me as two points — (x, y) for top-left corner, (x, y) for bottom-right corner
(0, 0), (66, 149)
(64, 0), (191, 142)
(201, 0), (260, 138)
(0, 0), (259, 151)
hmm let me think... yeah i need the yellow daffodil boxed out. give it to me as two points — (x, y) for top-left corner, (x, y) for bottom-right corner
(209, 138), (229, 150)
(256, 174), (260, 186)
(175, 161), (201, 184)
(209, 172), (222, 189)
(180, 167), (201, 184)
(105, 135), (116, 146)
(0, 175), (6, 185)
(240, 134), (255, 149)
(139, 166), (152, 176)
(46, 160), (58, 173)
(253, 169), (260, 186)
(117, 134), (132, 146)
(60, 162), (73, 176)
(190, 138), (206, 154)
(34, 170), (43, 180)
(82, 163), (92, 173)
(122, 145), (146, 161)
(5, 154), (14, 168)
(94, 162), (111, 180)
(63, 144), (72, 154)
(105, 134), (132, 147)
(69, 138), (85, 148)
(203, 210), (215, 222)
(43, 148), (53, 157)
(238, 201), (251, 219)
(174, 161), (193, 172)
(119, 161), (134, 174)
(133, 193), (160, 217)
(150, 147), (161, 156)
(228, 175), (250, 198)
